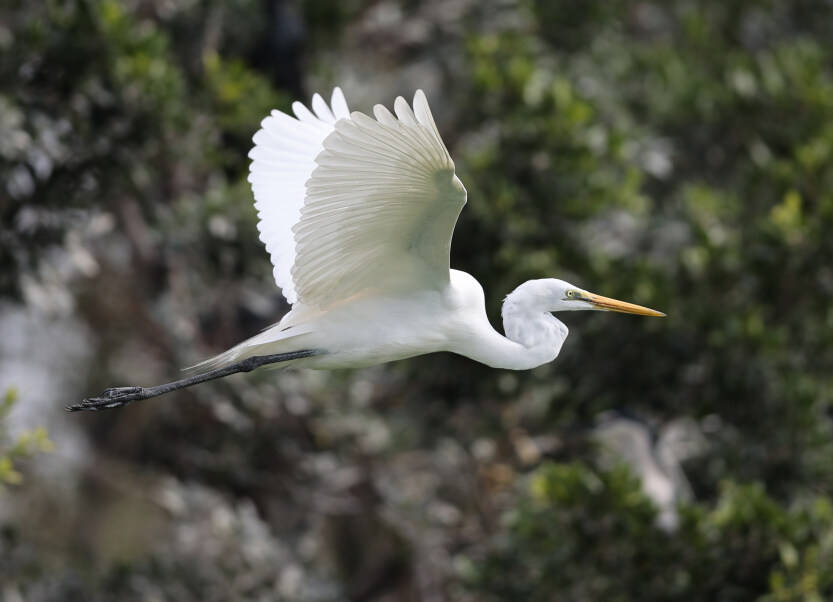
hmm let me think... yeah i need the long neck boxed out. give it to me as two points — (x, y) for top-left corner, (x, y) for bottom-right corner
(456, 297), (569, 371)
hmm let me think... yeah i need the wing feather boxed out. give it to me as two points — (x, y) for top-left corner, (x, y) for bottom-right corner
(311, 93), (336, 123)
(248, 88), (349, 304)
(330, 88), (350, 119)
(290, 91), (467, 308)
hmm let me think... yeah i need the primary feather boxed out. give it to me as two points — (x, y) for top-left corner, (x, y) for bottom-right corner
(249, 88), (350, 304)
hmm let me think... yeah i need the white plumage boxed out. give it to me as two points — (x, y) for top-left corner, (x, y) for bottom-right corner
(293, 93), (464, 307)
(71, 87), (665, 412)
(208, 87), (663, 372)
(250, 88), (351, 304)
(250, 88), (462, 310)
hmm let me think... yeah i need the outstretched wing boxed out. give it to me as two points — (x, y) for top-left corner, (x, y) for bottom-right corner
(291, 90), (467, 309)
(248, 88), (350, 304)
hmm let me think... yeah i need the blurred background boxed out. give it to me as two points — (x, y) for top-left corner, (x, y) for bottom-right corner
(2, 0), (833, 600)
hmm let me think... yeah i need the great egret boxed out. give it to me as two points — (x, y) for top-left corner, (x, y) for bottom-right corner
(69, 88), (664, 412)
(594, 415), (706, 530)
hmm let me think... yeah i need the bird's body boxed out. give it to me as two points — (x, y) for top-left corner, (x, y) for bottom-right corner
(220, 269), (566, 372)
(70, 87), (663, 411)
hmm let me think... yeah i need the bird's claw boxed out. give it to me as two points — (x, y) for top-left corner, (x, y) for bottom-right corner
(102, 386), (142, 399)
(66, 386), (145, 412)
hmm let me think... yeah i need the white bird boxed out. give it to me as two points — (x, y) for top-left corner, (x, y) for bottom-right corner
(593, 415), (707, 530)
(69, 88), (664, 411)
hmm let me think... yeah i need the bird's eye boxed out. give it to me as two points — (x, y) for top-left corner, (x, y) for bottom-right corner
(566, 290), (575, 298)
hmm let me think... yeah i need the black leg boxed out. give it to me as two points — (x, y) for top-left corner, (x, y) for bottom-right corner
(66, 349), (323, 412)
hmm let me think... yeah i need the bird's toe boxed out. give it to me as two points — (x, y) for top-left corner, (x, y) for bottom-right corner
(66, 386), (146, 412)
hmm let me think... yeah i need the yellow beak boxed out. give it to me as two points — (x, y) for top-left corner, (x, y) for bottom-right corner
(581, 291), (666, 317)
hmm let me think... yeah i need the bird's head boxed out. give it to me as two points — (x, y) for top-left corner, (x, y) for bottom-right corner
(506, 278), (665, 316)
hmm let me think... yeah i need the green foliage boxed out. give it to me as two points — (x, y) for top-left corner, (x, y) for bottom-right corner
(464, 462), (833, 602)
(454, 0), (833, 493)
(203, 51), (287, 139)
(447, 1), (833, 598)
(0, 389), (53, 489)
(4, 0), (833, 599)
(0, 0), (282, 296)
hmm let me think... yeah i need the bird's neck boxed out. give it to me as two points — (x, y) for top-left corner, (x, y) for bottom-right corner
(457, 298), (568, 371)
(502, 293), (568, 348)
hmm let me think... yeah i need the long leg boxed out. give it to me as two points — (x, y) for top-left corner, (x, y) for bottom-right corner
(66, 349), (323, 412)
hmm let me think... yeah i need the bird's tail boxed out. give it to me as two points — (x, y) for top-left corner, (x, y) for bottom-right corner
(186, 322), (315, 373)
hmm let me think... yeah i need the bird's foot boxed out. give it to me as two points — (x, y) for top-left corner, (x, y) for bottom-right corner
(66, 386), (146, 412)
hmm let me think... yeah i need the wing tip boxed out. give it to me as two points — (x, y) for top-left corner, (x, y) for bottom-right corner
(331, 86), (350, 120)
(291, 100), (307, 118)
